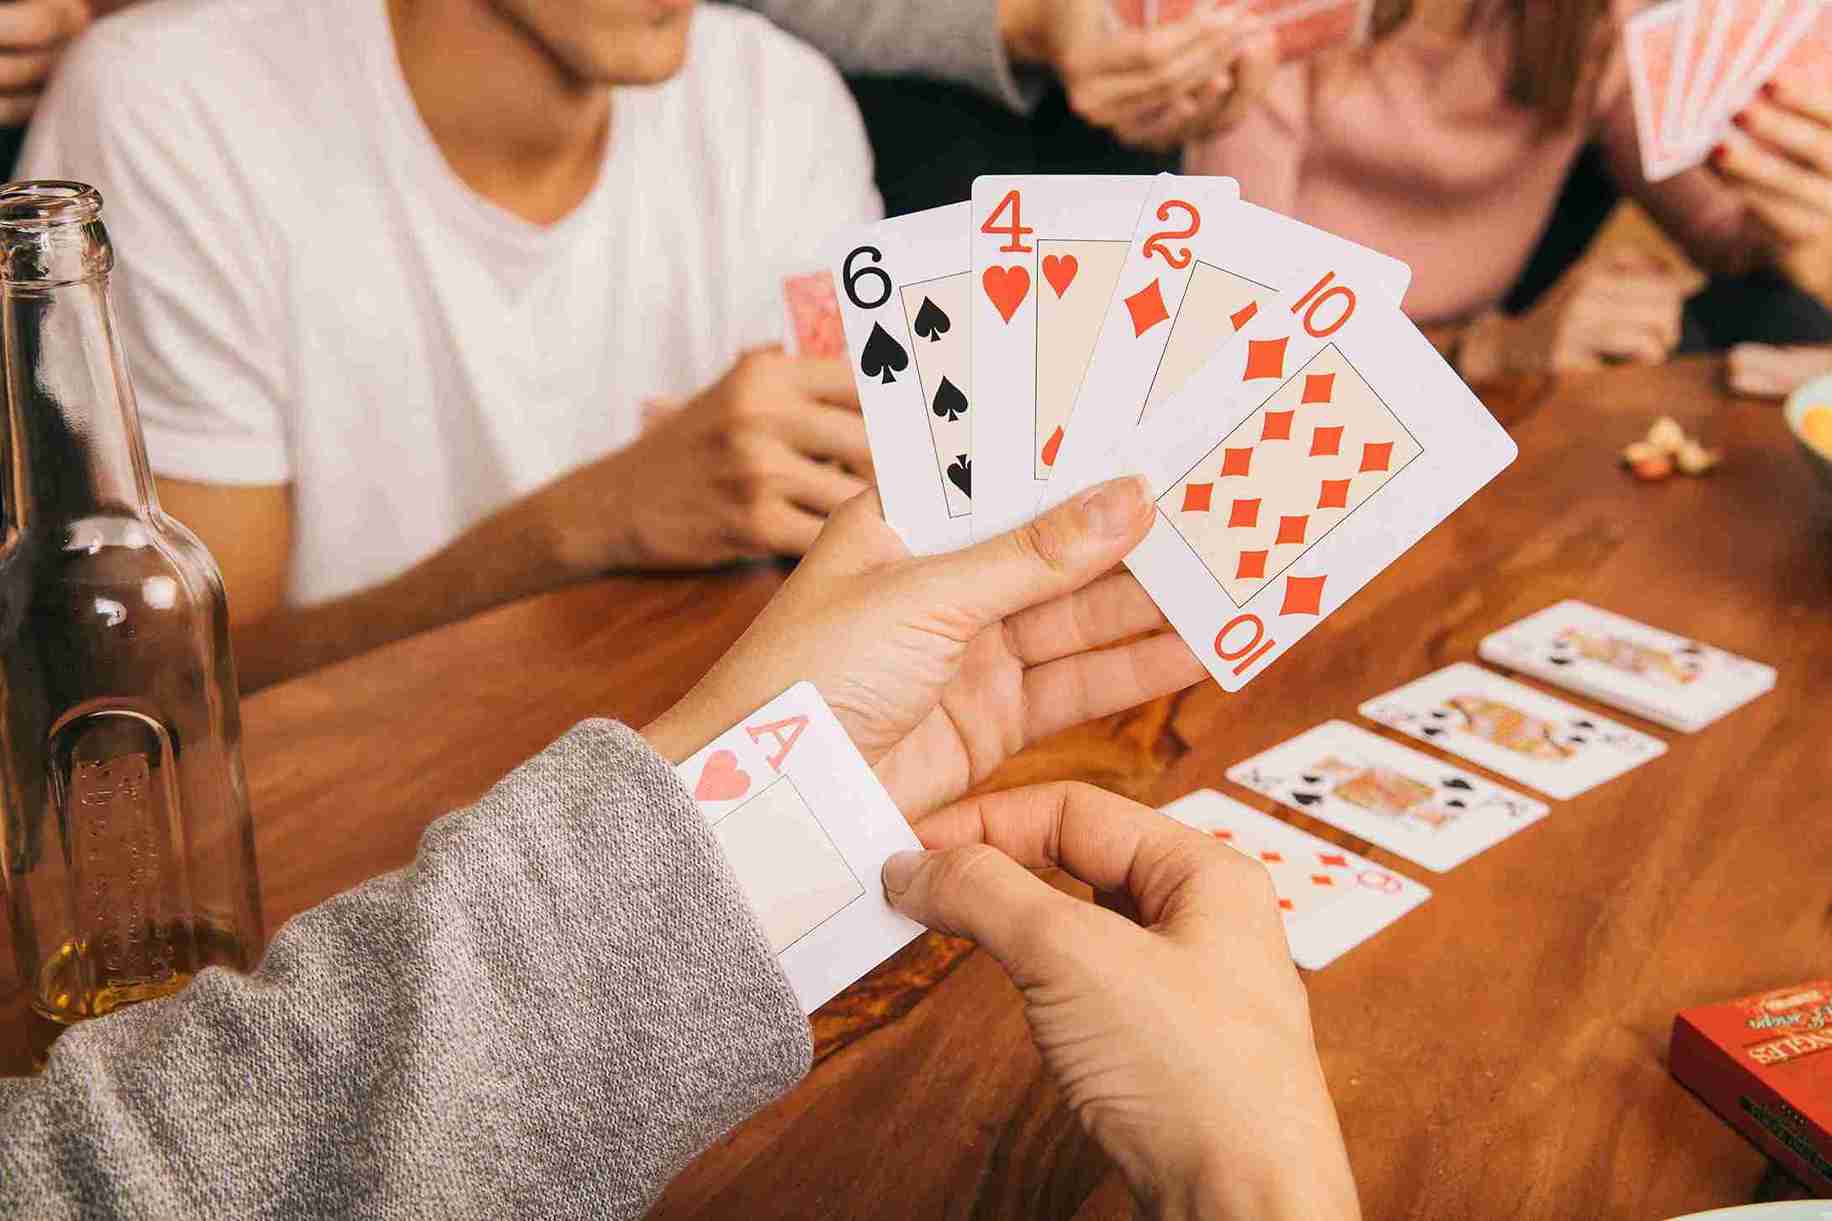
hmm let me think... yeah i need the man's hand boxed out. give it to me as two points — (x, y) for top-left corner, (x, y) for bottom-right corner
(559, 348), (870, 572)
(1003, 0), (1277, 153)
(645, 476), (1205, 816)
(1715, 82), (1832, 261)
(0, 0), (90, 126)
(887, 784), (1362, 1221)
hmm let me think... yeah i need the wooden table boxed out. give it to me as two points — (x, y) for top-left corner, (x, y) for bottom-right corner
(4, 358), (1829, 1217)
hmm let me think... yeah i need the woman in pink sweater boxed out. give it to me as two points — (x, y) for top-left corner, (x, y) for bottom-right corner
(1186, 0), (1832, 380)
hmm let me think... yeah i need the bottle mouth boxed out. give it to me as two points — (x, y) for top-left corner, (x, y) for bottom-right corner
(0, 181), (103, 231)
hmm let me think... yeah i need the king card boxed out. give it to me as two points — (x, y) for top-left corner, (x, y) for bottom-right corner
(676, 682), (924, 1013)
(831, 203), (974, 555)
(1359, 662), (1669, 800)
(1227, 720), (1549, 872)
(1160, 789), (1430, 969)
(1478, 600), (1775, 733)
(1044, 175), (1411, 519)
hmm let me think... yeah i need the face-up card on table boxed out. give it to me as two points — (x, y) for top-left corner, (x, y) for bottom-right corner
(830, 203), (973, 555)
(1108, 262), (1514, 693)
(1043, 175), (1411, 518)
(1160, 789), (1429, 969)
(1359, 662), (1668, 800)
(675, 682), (923, 1014)
(782, 270), (846, 359)
(1478, 600), (1775, 733)
(1227, 720), (1549, 872)
(970, 174), (1237, 539)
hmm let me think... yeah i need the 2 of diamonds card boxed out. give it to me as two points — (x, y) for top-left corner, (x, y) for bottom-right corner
(970, 174), (1235, 539)
(1103, 260), (1514, 693)
(1227, 720), (1548, 873)
(1160, 789), (1429, 969)
(1478, 600), (1774, 733)
(830, 203), (974, 555)
(1043, 174), (1411, 517)
(1358, 662), (1668, 800)
(675, 682), (924, 1013)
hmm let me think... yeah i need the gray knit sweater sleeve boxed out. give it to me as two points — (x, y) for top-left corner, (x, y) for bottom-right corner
(0, 720), (812, 1219)
(741, 0), (1042, 111)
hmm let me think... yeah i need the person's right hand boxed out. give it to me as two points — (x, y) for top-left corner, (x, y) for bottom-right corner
(1725, 341), (1832, 398)
(1455, 249), (1696, 381)
(0, 0), (89, 127)
(560, 347), (871, 570)
(1002, 0), (1278, 153)
(886, 783), (1361, 1221)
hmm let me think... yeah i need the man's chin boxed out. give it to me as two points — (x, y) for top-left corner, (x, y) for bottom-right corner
(597, 24), (692, 87)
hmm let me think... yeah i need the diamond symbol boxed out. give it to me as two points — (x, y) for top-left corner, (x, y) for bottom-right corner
(1212, 829), (1234, 841)
(1242, 336), (1288, 381)
(1235, 549), (1268, 579)
(1260, 850), (1284, 863)
(1227, 497), (1260, 527)
(1275, 514), (1309, 545)
(1320, 853), (1348, 867)
(1230, 300), (1258, 331)
(1261, 410), (1295, 442)
(1310, 873), (1335, 887)
(1360, 441), (1394, 472)
(1180, 482), (1213, 512)
(1317, 478), (1350, 509)
(1302, 372), (1336, 404)
(1310, 425), (1344, 457)
(1281, 574), (1327, 615)
(1124, 278), (1170, 337)
(1219, 447), (1253, 477)
(1278, 897), (1294, 911)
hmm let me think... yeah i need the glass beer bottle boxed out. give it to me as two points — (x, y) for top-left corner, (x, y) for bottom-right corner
(0, 181), (263, 1064)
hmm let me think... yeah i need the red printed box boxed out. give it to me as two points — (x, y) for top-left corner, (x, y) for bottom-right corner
(1669, 980), (1832, 1195)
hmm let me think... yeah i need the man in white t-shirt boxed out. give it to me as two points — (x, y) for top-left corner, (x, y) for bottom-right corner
(20, 0), (881, 687)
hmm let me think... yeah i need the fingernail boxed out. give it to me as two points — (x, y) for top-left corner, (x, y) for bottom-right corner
(882, 850), (927, 898)
(1762, 81), (1778, 100)
(1732, 111), (1749, 129)
(1079, 475), (1151, 537)
(1711, 144), (1728, 165)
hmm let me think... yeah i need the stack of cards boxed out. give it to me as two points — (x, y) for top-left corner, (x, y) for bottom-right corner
(828, 173), (1518, 692)
(1108, 0), (1376, 63)
(1628, 0), (1831, 182)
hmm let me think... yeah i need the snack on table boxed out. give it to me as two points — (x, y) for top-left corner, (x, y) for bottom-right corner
(1621, 416), (1719, 481)
(1803, 404), (1832, 460)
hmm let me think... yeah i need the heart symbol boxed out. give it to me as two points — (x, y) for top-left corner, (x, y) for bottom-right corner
(1042, 254), (1078, 297)
(1040, 426), (1063, 467)
(982, 265), (1030, 324)
(694, 749), (750, 801)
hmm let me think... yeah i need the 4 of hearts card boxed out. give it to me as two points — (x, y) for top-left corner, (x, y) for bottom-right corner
(970, 174), (1235, 539)
(830, 203), (974, 555)
(1160, 789), (1430, 969)
(1227, 720), (1549, 873)
(1478, 600), (1774, 733)
(1043, 175), (1411, 520)
(1102, 258), (1514, 693)
(675, 682), (924, 1013)
(1359, 662), (1668, 800)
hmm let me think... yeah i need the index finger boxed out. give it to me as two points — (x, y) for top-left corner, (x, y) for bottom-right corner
(0, 0), (86, 48)
(786, 355), (860, 406)
(913, 781), (1245, 928)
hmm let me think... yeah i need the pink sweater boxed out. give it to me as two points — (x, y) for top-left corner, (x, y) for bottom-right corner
(1185, 5), (1756, 324)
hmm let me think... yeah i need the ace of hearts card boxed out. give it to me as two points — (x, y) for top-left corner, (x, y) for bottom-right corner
(1227, 720), (1549, 873)
(970, 174), (1236, 540)
(675, 682), (924, 1013)
(1359, 662), (1668, 800)
(1102, 257), (1514, 693)
(1043, 174), (1412, 518)
(830, 203), (974, 555)
(1160, 789), (1430, 969)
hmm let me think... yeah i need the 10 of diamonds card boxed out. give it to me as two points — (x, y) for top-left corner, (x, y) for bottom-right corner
(675, 682), (924, 1013)
(1478, 600), (1774, 733)
(1161, 789), (1430, 969)
(1227, 720), (1548, 873)
(1359, 662), (1668, 801)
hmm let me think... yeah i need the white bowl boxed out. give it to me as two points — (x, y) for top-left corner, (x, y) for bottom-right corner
(1665, 1206), (1832, 1220)
(1783, 371), (1832, 493)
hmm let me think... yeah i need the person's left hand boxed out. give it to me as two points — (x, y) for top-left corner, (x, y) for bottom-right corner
(1714, 81), (1832, 258)
(644, 477), (1204, 817)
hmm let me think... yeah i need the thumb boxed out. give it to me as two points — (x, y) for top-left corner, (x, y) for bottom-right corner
(914, 474), (1155, 626)
(882, 845), (1088, 986)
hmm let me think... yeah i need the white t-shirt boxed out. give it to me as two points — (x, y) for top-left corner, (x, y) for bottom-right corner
(22, 0), (881, 605)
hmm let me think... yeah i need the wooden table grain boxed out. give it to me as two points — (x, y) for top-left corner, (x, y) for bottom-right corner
(4, 358), (1829, 1217)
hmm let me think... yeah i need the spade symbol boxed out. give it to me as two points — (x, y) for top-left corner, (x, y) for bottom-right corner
(1569, 735), (1589, 745)
(913, 296), (951, 342)
(947, 454), (971, 496)
(1446, 798), (1467, 809)
(1442, 777), (1473, 791)
(1301, 774), (1322, 785)
(932, 377), (967, 422)
(1422, 726), (1444, 738)
(860, 322), (909, 385)
(1429, 709), (1450, 719)
(1549, 656), (1572, 666)
(1293, 792), (1323, 807)
(1574, 720), (1596, 730)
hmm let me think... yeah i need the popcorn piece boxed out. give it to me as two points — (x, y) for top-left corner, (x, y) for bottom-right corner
(1622, 441), (1674, 481)
(1646, 416), (1686, 456)
(1675, 439), (1721, 475)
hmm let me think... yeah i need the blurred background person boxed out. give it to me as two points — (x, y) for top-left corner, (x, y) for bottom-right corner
(0, 0), (90, 178)
(1184, 0), (1832, 380)
(20, 0), (881, 691)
